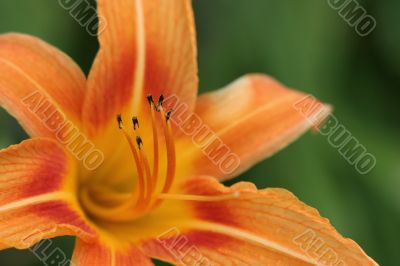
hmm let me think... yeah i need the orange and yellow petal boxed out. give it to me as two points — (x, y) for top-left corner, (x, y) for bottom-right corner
(0, 33), (86, 139)
(71, 239), (153, 266)
(0, 139), (95, 249)
(78, 0), (198, 185)
(140, 176), (377, 266)
(175, 74), (331, 181)
(83, 0), (198, 135)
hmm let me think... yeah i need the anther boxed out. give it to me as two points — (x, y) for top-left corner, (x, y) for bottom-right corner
(136, 136), (143, 150)
(132, 117), (139, 130)
(165, 109), (173, 121)
(117, 114), (123, 129)
(157, 95), (165, 111)
(146, 95), (154, 105)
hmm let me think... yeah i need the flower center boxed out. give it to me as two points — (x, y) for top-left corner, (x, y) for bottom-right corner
(78, 95), (241, 226)
(79, 95), (177, 222)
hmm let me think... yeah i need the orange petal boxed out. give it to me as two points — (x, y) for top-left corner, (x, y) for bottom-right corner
(71, 239), (153, 266)
(83, 0), (198, 135)
(0, 33), (85, 139)
(141, 176), (377, 265)
(175, 74), (331, 181)
(0, 139), (95, 249)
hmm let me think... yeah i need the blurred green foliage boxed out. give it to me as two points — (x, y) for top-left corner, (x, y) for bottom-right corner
(0, 0), (399, 265)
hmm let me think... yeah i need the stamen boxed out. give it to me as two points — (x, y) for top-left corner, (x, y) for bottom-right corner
(157, 95), (164, 111)
(149, 99), (159, 198)
(116, 115), (145, 205)
(138, 146), (152, 205)
(136, 136), (143, 150)
(108, 95), (180, 219)
(117, 114), (123, 129)
(165, 109), (173, 121)
(147, 94), (159, 111)
(159, 107), (176, 194)
(157, 191), (241, 202)
(132, 116), (139, 130)
(146, 95), (154, 105)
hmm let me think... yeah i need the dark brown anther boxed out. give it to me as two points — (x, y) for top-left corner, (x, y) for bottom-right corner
(146, 95), (154, 105)
(157, 95), (165, 111)
(136, 136), (143, 149)
(117, 114), (123, 129)
(165, 109), (173, 121)
(132, 117), (139, 130)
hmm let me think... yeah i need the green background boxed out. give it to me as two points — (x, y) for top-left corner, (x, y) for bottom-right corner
(0, 0), (399, 265)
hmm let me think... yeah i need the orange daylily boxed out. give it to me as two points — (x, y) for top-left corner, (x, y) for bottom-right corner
(0, 1), (377, 265)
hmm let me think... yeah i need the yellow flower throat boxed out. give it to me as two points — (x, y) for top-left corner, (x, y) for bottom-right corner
(79, 95), (239, 224)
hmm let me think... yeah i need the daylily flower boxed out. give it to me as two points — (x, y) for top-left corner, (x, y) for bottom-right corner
(0, 1), (378, 265)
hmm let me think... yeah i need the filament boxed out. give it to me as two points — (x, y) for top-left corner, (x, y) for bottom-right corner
(93, 96), (181, 221)
(149, 97), (159, 198)
(117, 116), (145, 206)
(159, 107), (176, 194)
(157, 191), (241, 202)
